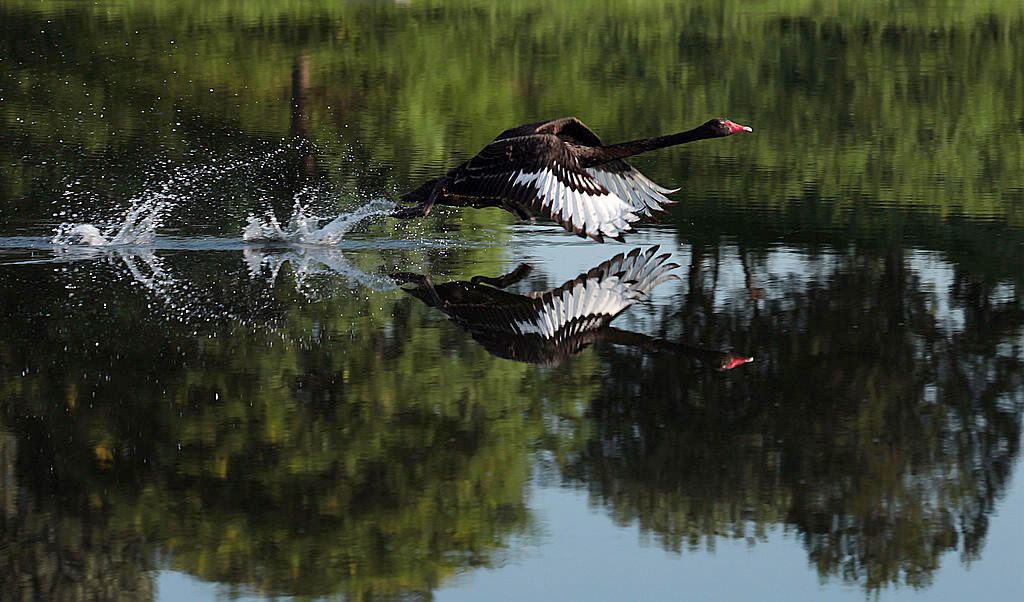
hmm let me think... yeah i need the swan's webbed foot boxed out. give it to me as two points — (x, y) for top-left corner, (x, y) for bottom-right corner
(390, 203), (432, 219)
(390, 272), (430, 286)
(393, 179), (446, 219)
(470, 263), (533, 289)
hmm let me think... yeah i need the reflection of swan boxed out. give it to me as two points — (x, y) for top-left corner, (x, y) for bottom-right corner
(391, 118), (751, 241)
(393, 246), (752, 369)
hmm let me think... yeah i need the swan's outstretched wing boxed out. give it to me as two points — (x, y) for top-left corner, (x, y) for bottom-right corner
(445, 134), (642, 241)
(494, 116), (605, 145)
(585, 159), (679, 217)
(495, 118), (678, 218)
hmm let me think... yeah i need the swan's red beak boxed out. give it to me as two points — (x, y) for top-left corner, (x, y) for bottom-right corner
(725, 120), (753, 134)
(720, 355), (754, 370)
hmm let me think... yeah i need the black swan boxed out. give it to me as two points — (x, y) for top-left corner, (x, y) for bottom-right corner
(392, 246), (753, 370)
(391, 117), (752, 241)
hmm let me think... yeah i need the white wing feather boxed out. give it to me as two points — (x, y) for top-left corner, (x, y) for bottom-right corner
(512, 168), (638, 239)
(586, 167), (678, 217)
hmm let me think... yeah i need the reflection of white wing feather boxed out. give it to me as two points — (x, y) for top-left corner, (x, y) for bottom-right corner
(513, 246), (677, 338)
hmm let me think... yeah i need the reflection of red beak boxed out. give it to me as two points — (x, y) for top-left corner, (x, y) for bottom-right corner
(725, 120), (753, 134)
(721, 355), (754, 371)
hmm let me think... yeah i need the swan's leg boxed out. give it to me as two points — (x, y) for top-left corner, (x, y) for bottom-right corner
(416, 180), (445, 216)
(502, 201), (534, 221)
(470, 263), (533, 289)
(391, 180), (445, 218)
(391, 205), (425, 218)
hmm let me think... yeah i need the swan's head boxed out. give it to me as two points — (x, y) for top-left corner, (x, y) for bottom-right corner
(707, 118), (753, 136)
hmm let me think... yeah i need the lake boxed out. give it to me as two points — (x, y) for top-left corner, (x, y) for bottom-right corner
(1, 1), (1023, 600)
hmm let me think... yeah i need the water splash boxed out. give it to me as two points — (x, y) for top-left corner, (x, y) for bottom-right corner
(52, 224), (109, 246)
(50, 143), (297, 247)
(52, 195), (173, 246)
(243, 199), (396, 245)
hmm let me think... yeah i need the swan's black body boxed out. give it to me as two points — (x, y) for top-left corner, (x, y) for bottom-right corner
(393, 117), (751, 241)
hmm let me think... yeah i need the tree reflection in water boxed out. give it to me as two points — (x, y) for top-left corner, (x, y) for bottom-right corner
(0, 234), (1021, 598)
(1, 248), (544, 601)
(557, 244), (1022, 593)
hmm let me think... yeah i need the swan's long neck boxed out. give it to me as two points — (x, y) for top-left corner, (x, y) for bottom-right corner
(573, 126), (712, 167)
